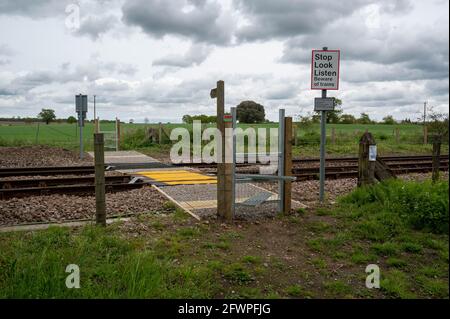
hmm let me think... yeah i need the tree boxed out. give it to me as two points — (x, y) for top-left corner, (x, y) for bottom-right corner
(340, 114), (356, 124)
(38, 109), (56, 124)
(129, 119), (134, 124)
(182, 115), (193, 124)
(401, 118), (412, 124)
(144, 117), (149, 124)
(427, 108), (449, 142)
(382, 115), (396, 125)
(357, 113), (372, 124)
(67, 116), (77, 124)
(236, 101), (265, 123)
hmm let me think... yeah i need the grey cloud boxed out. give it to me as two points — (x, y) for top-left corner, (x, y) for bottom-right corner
(0, 0), (70, 18)
(0, 59), (11, 66)
(153, 44), (212, 67)
(263, 84), (297, 100)
(75, 15), (119, 40)
(6, 60), (137, 94)
(280, 10), (448, 82)
(0, 43), (15, 56)
(233, 0), (410, 42)
(122, 0), (233, 45)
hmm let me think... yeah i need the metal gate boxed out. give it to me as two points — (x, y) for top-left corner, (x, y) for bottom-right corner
(230, 108), (295, 218)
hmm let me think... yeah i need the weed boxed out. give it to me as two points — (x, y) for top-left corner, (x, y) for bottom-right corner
(371, 242), (400, 256)
(223, 263), (254, 284)
(386, 257), (407, 268)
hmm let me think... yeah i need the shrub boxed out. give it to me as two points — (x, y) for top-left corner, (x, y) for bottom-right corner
(341, 179), (449, 234)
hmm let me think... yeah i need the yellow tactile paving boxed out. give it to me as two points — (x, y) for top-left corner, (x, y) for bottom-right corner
(138, 170), (217, 186)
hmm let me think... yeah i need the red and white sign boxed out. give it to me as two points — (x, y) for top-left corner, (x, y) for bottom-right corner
(311, 49), (340, 90)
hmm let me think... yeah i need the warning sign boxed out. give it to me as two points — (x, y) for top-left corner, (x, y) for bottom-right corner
(311, 49), (340, 90)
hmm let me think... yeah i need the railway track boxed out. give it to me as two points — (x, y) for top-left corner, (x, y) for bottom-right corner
(176, 154), (449, 168)
(0, 172), (149, 199)
(0, 165), (103, 177)
(194, 155), (449, 181)
(0, 155), (447, 198)
(0, 175), (132, 189)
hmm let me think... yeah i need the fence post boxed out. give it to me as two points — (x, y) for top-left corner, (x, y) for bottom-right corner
(95, 117), (99, 133)
(331, 127), (336, 145)
(94, 133), (106, 226)
(423, 126), (428, 144)
(211, 80), (229, 220)
(158, 122), (163, 144)
(358, 132), (376, 187)
(115, 118), (121, 151)
(284, 117), (293, 213)
(223, 117), (233, 221)
(35, 122), (40, 144)
(395, 127), (400, 143)
(432, 136), (441, 183)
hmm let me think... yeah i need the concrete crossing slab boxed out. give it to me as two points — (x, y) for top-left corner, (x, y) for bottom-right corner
(88, 150), (159, 164)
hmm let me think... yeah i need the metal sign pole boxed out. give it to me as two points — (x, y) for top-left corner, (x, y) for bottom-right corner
(79, 111), (83, 159)
(319, 89), (326, 202)
(311, 46), (340, 203)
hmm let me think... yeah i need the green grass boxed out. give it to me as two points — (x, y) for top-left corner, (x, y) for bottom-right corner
(0, 178), (447, 299)
(1, 122), (447, 157)
(0, 226), (217, 298)
(342, 179), (449, 234)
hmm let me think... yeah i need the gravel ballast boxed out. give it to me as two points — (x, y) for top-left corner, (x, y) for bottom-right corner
(0, 187), (169, 226)
(0, 146), (92, 168)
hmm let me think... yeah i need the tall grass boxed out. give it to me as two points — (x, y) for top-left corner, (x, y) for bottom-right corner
(341, 179), (449, 234)
(0, 226), (216, 298)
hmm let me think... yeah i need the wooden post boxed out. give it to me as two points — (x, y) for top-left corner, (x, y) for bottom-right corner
(395, 127), (400, 143)
(423, 126), (428, 144)
(283, 117), (293, 213)
(223, 119), (233, 220)
(331, 127), (336, 145)
(432, 136), (441, 183)
(358, 132), (376, 187)
(211, 80), (228, 219)
(94, 133), (106, 226)
(115, 118), (121, 151)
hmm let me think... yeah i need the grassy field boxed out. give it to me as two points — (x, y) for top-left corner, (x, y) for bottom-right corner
(0, 178), (447, 298)
(1, 121), (446, 158)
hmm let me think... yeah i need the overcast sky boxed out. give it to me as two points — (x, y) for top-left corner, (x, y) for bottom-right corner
(0, 0), (448, 122)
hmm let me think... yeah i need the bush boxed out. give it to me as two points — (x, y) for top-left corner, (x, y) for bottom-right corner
(121, 128), (155, 148)
(341, 179), (449, 234)
(302, 131), (321, 145)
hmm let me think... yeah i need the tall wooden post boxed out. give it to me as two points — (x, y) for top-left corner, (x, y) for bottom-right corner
(94, 133), (106, 226)
(358, 132), (376, 187)
(211, 80), (229, 219)
(283, 117), (293, 213)
(423, 126), (428, 144)
(158, 122), (163, 144)
(223, 118), (233, 220)
(432, 136), (441, 183)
